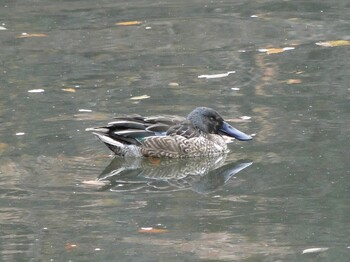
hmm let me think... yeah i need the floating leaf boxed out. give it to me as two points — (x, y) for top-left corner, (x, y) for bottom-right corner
(116, 21), (142, 26)
(138, 227), (169, 234)
(65, 243), (78, 250)
(316, 40), (350, 47)
(198, 71), (236, 79)
(28, 89), (45, 93)
(78, 109), (92, 112)
(61, 88), (76, 93)
(0, 26), (7, 30)
(0, 142), (8, 151)
(130, 95), (150, 100)
(15, 132), (25, 136)
(286, 79), (302, 84)
(168, 82), (179, 87)
(16, 33), (48, 38)
(302, 247), (328, 254)
(258, 47), (295, 55)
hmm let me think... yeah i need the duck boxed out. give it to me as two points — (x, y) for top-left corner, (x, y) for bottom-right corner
(86, 107), (252, 158)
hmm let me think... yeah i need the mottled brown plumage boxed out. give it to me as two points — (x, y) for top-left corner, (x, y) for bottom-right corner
(86, 107), (252, 158)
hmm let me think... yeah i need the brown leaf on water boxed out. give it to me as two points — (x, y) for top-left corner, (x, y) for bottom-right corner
(262, 48), (284, 54)
(65, 243), (78, 250)
(116, 21), (142, 26)
(286, 79), (302, 84)
(61, 88), (76, 93)
(138, 227), (169, 234)
(258, 47), (295, 55)
(316, 40), (350, 47)
(0, 142), (8, 152)
(16, 33), (48, 38)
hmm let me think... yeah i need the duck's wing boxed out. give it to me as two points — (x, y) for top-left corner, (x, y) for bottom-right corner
(143, 115), (185, 135)
(143, 115), (185, 126)
(166, 120), (200, 138)
(86, 114), (186, 146)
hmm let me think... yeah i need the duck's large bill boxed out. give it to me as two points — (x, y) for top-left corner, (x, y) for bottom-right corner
(219, 122), (252, 141)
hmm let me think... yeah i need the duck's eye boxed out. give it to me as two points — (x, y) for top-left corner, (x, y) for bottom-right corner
(209, 116), (215, 121)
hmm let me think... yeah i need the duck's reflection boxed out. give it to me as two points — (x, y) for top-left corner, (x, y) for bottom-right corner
(97, 155), (252, 194)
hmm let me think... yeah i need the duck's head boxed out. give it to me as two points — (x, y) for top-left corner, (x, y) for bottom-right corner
(187, 107), (252, 141)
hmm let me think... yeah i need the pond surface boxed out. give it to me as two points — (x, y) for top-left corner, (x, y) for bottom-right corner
(1, 0), (350, 261)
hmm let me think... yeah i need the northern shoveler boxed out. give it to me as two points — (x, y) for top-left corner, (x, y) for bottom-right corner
(86, 107), (252, 158)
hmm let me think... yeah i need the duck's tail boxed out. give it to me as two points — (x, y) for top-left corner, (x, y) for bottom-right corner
(86, 128), (142, 157)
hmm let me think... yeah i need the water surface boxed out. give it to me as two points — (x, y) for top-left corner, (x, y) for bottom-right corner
(1, 0), (350, 261)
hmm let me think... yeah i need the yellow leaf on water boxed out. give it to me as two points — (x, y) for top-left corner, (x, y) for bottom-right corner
(16, 33), (48, 38)
(258, 46), (295, 55)
(130, 95), (150, 100)
(262, 48), (284, 54)
(316, 40), (350, 47)
(116, 21), (142, 26)
(61, 88), (76, 93)
(286, 79), (302, 84)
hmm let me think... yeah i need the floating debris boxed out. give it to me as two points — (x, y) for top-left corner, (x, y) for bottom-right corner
(138, 227), (169, 234)
(130, 95), (150, 100)
(198, 71), (236, 79)
(302, 247), (329, 254)
(61, 88), (76, 93)
(116, 21), (142, 26)
(258, 47), (295, 55)
(81, 180), (109, 186)
(316, 40), (350, 47)
(240, 116), (252, 120)
(286, 79), (302, 84)
(28, 89), (45, 93)
(17, 33), (48, 38)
